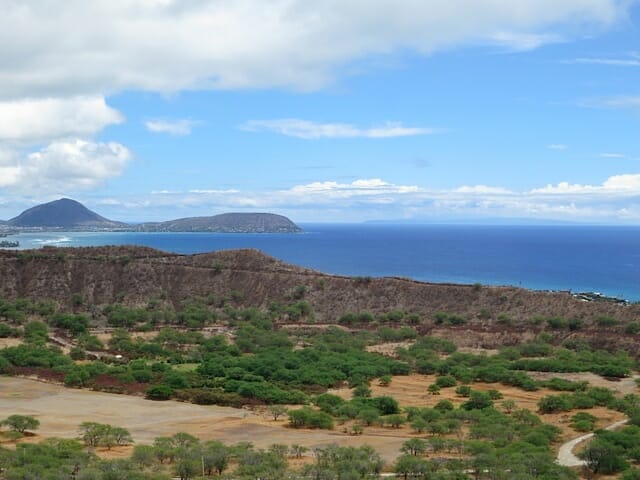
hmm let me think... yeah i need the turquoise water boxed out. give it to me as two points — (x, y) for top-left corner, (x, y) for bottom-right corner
(7, 224), (640, 301)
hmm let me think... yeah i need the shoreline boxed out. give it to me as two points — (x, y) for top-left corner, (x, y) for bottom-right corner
(3, 227), (639, 303)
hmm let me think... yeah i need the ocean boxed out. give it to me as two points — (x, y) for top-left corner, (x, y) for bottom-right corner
(7, 224), (640, 301)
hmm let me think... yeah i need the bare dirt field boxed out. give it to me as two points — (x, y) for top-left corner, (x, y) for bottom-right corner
(1, 373), (634, 465)
(527, 371), (640, 395)
(0, 377), (408, 462)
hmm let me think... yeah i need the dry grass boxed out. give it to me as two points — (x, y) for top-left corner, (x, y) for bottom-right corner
(1, 372), (632, 465)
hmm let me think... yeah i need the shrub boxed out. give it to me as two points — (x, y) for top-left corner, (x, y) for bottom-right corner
(462, 391), (493, 410)
(546, 317), (567, 329)
(571, 412), (597, 432)
(538, 394), (573, 413)
(624, 323), (640, 335)
(596, 316), (618, 327)
(568, 318), (583, 331)
(314, 393), (346, 415)
(288, 407), (334, 429)
(146, 385), (174, 400)
(434, 400), (455, 412)
(455, 385), (472, 397)
(435, 375), (457, 388)
(545, 377), (588, 392)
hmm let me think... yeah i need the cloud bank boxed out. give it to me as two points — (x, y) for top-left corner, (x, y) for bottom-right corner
(242, 119), (436, 139)
(0, 1), (630, 97)
(73, 174), (640, 223)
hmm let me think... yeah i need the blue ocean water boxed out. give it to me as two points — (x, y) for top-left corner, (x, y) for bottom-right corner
(8, 224), (640, 301)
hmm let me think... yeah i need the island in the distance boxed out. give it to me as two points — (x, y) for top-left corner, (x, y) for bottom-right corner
(1, 198), (303, 233)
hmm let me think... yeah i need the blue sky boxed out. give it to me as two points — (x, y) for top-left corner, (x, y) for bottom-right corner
(0, 1), (639, 223)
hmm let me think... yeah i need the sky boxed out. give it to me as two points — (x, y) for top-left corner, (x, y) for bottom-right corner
(0, 0), (639, 224)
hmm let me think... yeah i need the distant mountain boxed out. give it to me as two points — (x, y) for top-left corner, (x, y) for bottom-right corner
(8, 198), (126, 229)
(137, 212), (303, 233)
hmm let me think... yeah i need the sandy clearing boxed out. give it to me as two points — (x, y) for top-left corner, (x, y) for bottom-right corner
(0, 338), (22, 348)
(527, 371), (639, 395)
(0, 377), (247, 442)
(0, 377), (408, 462)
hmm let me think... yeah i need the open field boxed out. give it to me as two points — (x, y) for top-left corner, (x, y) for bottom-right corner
(3, 371), (632, 466)
(0, 377), (410, 462)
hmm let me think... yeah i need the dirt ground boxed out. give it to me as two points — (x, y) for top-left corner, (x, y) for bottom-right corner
(330, 373), (630, 441)
(0, 377), (408, 463)
(1, 372), (635, 465)
(0, 338), (22, 349)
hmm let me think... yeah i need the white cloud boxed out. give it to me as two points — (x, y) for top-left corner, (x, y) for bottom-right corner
(189, 189), (240, 194)
(570, 57), (640, 66)
(0, 1), (630, 97)
(531, 174), (640, 194)
(289, 179), (420, 195)
(585, 96), (640, 109)
(145, 119), (196, 136)
(0, 96), (123, 143)
(547, 144), (568, 150)
(599, 152), (626, 158)
(490, 31), (562, 51)
(71, 172), (640, 223)
(455, 185), (513, 194)
(0, 139), (131, 194)
(242, 119), (436, 139)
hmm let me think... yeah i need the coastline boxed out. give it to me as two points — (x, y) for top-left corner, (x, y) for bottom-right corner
(3, 225), (639, 302)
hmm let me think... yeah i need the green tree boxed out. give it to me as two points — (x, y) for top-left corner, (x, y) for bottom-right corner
(463, 391), (493, 410)
(203, 440), (229, 475)
(77, 422), (132, 450)
(269, 405), (288, 421)
(401, 438), (427, 456)
(538, 394), (573, 413)
(395, 454), (430, 480)
(411, 418), (428, 433)
(357, 408), (380, 426)
(427, 384), (441, 395)
(290, 444), (308, 458)
(1, 414), (40, 434)
(385, 414), (406, 428)
(580, 438), (628, 475)
(131, 444), (156, 468)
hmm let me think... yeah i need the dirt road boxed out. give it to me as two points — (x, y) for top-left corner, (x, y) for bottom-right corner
(556, 419), (629, 467)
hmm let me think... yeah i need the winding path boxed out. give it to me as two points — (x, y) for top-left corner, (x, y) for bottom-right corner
(556, 419), (629, 467)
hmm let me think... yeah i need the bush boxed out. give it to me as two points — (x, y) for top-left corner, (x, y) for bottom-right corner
(624, 322), (640, 335)
(462, 391), (493, 410)
(546, 317), (567, 329)
(596, 316), (618, 327)
(146, 385), (174, 400)
(568, 318), (583, 331)
(435, 375), (457, 388)
(545, 377), (587, 392)
(455, 385), (472, 397)
(571, 412), (597, 432)
(288, 407), (334, 429)
(314, 393), (346, 415)
(538, 394), (573, 413)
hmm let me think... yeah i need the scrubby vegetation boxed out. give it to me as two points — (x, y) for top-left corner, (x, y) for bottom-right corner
(1, 283), (640, 479)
